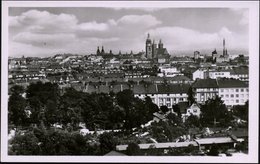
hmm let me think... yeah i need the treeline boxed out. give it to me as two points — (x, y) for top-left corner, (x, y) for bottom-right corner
(8, 82), (159, 131)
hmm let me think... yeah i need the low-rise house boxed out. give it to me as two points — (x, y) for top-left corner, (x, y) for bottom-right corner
(182, 103), (201, 122)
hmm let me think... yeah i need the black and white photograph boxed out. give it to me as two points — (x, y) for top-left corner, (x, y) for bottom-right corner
(1, 1), (259, 163)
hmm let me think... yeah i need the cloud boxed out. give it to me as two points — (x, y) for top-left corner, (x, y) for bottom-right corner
(147, 26), (247, 53)
(77, 21), (109, 31)
(229, 8), (249, 26)
(110, 7), (162, 12)
(240, 10), (249, 25)
(117, 14), (161, 27)
(13, 32), (76, 47)
(9, 9), (248, 57)
(9, 10), (78, 33)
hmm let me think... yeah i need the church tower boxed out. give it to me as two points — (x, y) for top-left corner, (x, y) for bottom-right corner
(97, 46), (100, 55)
(223, 38), (226, 56)
(152, 40), (157, 59)
(146, 33), (152, 59)
(158, 39), (163, 49)
(101, 46), (105, 55)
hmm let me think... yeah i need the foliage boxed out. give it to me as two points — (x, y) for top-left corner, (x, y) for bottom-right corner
(207, 143), (219, 156)
(149, 113), (186, 142)
(200, 96), (232, 127)
(8, 85), (27, 126)
(10, 131), (41, 155)
(232, 101), (248, 122)
(9, 128), (101, 155)
(185, 115), (201, 128)
(160, 105), (169, 114)
(126, 142), (141, 156)
(187, 87), (195, 105)
(99, 132), (117, 155)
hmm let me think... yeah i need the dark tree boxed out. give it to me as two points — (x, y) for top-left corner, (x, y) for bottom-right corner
(187, 86), (195, 105)
(10, 131), (41, 155)
(185, 114), (201, 128)
(232, 100), (248, 122)
(160, 105), (169, 114)
(208, 143), (219, 156)
(200, 96), (231, 127)
(126, 142), (141, 156)
(8, 85), (27, 127)
(172, 104), (181, 117)
(99, 132), (117, 155)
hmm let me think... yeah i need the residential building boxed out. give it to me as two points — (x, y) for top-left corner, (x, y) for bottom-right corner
(192, 79), (219, 104)
(217, 78), (249, 106)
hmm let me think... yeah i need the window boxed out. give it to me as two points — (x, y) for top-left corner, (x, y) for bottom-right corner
(241, 89), (244, 92)
(236, 89), (239, 92)
(173, 98), (176, 101)
(166, 98), (171, 102)
(159, 98), (163, 102)
(236, 100), (239, 103)
(246, 89), (249, 92)
(225, 94), (229, 98)
(152, 94), (154, 96)
(167, 93), (170, 96)
(231, 94), (234, 98)
(220, 95), (224, 98)
(220, 89), (224, 92)
(179, 98), (183, 101)
(236, 94), (239, 98)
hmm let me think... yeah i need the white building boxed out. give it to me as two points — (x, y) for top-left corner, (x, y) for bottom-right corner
(182, 103), (201, 122)
(192, 79), (219, 104)
(217, 79), (249, 106)
(133, 83), (190, 109)
(208, 70), (232, 79)
(158, 66), (180, 77)
(192, 69), (208, 80)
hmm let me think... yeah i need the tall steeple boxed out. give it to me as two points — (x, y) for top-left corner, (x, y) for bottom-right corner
(97, 46), (100, 55)
(158, 39), (163, 49)
(101, 46), (105, 54)
(223, 38), (226, 56)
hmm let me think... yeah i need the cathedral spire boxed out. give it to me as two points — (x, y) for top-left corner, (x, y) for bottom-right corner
(97, 46), (100, 55)
(223, 38), (226, 56)
(147, 33), (150, 39)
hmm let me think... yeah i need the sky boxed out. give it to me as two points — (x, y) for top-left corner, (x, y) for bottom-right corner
(9, 7), (249, 57)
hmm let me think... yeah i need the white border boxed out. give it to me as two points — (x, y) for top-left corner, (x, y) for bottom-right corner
(1, 1), (259, 163)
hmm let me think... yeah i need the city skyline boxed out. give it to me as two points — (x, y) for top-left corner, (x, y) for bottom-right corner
(9, 7), (249, 57)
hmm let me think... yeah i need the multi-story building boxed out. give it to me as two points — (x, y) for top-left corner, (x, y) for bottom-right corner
(192, 79), (219, 104)
(133, 83), (190, 108)
(217, 78), (249, 106)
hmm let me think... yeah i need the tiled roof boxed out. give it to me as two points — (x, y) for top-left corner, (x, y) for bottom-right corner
(192, 79), (218, 88)
(217, 78), (248, 88)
